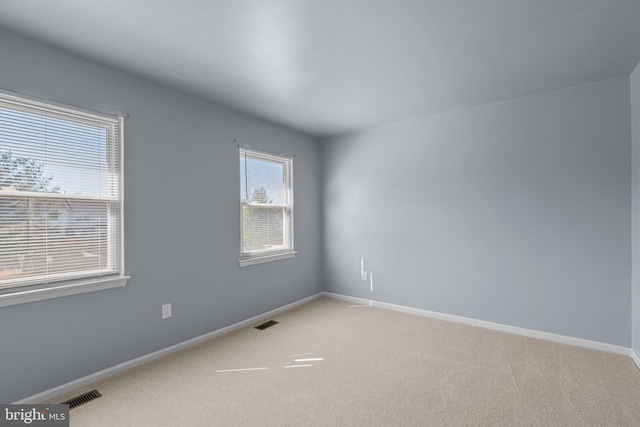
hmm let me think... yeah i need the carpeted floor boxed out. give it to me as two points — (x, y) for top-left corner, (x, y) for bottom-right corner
(48, 297), (640, 426)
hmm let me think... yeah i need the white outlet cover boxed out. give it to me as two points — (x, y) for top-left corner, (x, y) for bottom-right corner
(162, 303), (172, 319)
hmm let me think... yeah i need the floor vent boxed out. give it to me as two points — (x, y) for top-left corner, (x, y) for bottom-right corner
(62, 389), (102, 409)
(255, 320), (279, 330)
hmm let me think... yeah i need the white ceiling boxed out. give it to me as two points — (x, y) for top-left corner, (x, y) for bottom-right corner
(0, 0), (639, 138)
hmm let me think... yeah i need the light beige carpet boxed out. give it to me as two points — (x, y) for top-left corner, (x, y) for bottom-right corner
(48, 297), (640, 426)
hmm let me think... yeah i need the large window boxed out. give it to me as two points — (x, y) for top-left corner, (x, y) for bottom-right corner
(239, 147), (294, 266)
(0, 91), (127, 306)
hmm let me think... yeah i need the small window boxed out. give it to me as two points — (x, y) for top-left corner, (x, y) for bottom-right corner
(0, 91), (127, 306)
(239, 147), (294, 266)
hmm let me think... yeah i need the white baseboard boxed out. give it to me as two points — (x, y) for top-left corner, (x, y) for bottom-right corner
(322, 292), (632, 356)
(15, 292), (323, 404)
(631, 349), (640, 371)
(18, 291), (636, 404)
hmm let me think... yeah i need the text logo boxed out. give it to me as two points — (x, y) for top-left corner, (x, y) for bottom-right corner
(1, 405), (68, 426)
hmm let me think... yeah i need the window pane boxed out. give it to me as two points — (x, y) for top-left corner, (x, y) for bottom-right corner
(0, 196), (118, 287)
(0, 106), (116, 197)
(240, 155), (285, 204)
(242, 204), (285, 252)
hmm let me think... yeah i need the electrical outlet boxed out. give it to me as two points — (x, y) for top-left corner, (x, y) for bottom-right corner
(360, 258), (367, 280)
(162, 303), (172, 319)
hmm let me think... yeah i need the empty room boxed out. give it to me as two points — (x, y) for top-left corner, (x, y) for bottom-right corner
(1, 1), (640, 425)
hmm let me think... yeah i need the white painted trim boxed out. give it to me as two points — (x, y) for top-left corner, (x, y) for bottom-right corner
(631, 349), (640, 371)
(0, 276), (129, 308)
(322, 292), (631, 356)
(15, 292), (322, 404)
(239, 251), (297, 267)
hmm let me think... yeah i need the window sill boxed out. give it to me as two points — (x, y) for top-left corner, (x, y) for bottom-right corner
(239, 251), (297, 267)
(0, 275), (129, 308)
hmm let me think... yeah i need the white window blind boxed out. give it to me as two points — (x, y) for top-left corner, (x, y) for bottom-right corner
(0, 92), (123, 290)
(240, 147), (293, 263)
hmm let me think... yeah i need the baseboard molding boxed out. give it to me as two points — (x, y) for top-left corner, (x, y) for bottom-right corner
(631, 349), (640, 371)
(18, 291), (635, 403)
(322, 292), (631, 356)
(15, 292), (323, 404)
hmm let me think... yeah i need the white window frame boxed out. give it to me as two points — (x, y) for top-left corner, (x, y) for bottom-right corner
(239, 147), (295, 267)
(0, 91), (128, 307)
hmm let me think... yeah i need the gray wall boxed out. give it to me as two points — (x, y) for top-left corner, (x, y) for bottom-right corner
(0, 29), (322, 403)
(632, 61), (640, 355)
(322, 77), (631, 346)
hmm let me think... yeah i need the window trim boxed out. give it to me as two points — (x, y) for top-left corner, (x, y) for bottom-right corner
(238, 251), (296, 267)
(0, 90), (128, 306)
(0, 275), (128, 308)
(239, 147), (295, 266)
